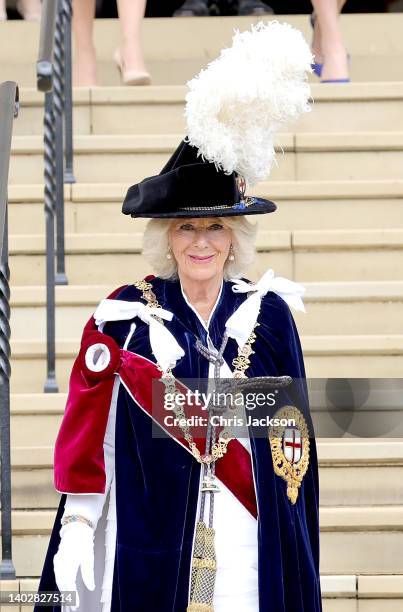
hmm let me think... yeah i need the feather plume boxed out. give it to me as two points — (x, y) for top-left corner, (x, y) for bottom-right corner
(185, 21), (313, 186)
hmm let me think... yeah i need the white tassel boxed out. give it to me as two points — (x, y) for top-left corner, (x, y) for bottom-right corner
(185, 20), (313, 186)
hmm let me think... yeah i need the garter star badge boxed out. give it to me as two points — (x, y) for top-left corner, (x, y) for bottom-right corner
(269, 405), (310, 504)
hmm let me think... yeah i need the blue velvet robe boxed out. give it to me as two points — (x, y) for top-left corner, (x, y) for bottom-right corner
(35, 276), (322, 612)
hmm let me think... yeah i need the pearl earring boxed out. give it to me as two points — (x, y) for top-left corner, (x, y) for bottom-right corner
(166, 246), (172, 260)
(228, 245), (235, 261)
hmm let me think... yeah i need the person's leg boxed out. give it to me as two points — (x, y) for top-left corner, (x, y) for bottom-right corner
(0, 0), (7, 21)
(16, 0), (42, 20)
(72, 0), (97, 87)
(310, 12), (323, 67)
(311, 0), (348, 69)
(116, 0), (148, 74)
(311, 0), (349, 81)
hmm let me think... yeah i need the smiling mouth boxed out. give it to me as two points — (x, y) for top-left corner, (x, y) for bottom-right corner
(188, 254), (214, 263)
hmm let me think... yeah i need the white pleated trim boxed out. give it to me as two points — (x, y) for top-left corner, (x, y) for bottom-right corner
(100, 471), (116, 612)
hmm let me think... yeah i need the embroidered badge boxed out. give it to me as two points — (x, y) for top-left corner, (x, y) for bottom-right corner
(268, 405), (310, 504)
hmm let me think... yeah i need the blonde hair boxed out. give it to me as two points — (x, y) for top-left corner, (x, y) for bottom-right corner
(142, 216), (257, 280)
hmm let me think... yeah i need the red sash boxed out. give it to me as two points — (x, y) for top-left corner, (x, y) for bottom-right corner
(54, 300), (257, 518)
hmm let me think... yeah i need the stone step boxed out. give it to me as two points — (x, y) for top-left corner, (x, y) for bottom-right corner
(1, 14), (403, 85)
(13, 83), (403, 136)
(2, 576), (402, 612)
(7, 326), (403, 388)
(8, 430), (403, 509)
(1, 505), (402, 576)
(7, 180), (403, 234)
(8, 281), (403, 339)
(10, 456), (403, 514)
(6, 54), (403, 87)
(7, 229), (403, 284)
(8, 132), (403, 183)
(356, 575), (403, 612)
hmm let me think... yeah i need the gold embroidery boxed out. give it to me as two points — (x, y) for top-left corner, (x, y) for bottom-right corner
(209, 321), (259, 456)
(192, 558), (217, 570)
(187, 522), (216, 612)
(160, 371), (204, 464)
(132, 278), (233, 465)
(132, 278), (261, 464)
(232, 325), (259, 378)
(269, 405), (310, 504)
(133, 278), (236, 612)
(133, 279), (152, 292)
(133, 279), (161, 313)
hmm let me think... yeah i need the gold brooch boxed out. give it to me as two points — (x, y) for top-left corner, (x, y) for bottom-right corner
(269, 405), (310, 504)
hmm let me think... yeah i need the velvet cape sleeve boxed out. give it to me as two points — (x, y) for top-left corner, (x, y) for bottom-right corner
(53, 284), (128, 494)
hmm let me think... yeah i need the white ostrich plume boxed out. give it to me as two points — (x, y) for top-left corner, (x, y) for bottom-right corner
(185, 21), (313, 187)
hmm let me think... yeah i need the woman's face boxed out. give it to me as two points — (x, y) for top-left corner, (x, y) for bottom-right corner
(168, 217), (232, 283)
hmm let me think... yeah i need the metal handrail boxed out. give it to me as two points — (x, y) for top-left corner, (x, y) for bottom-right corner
(0, 80), (19, 581)
(37, 0), (57, 92)
(37, 0), (75, 392)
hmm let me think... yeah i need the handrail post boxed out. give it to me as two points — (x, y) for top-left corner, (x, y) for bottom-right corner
(0, 80), (19, 581)
(38, 0), (74, 391)
(43, 90), (58, 392)
(54, 0), (68, 285)
(63, 0), (75, 184)
(38, 0), (59, 392)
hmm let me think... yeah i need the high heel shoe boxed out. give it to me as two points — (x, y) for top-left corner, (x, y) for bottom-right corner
(310, 11), (351, 82)
(320, 52), (351, 83)
(311, 58), (323, 78)
(320, 53), (351, 82)
(320, 78), (350, 83)
(113, 49), (151, 87)
(309, 12), (323, 78)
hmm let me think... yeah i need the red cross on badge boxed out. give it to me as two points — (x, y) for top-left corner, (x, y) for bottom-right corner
(283, 428), (302, 464)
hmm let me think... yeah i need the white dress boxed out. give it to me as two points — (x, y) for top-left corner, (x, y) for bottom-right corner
(183, 286), (259, 612)
(198, 436), (259, 612)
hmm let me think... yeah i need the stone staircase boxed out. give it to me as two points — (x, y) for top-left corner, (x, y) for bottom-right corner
(1, 12), (403, 612)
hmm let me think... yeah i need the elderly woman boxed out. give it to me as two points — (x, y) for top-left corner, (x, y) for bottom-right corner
(35, 22), (322, 612)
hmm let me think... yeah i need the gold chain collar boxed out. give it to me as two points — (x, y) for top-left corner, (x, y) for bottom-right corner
(132, 278), (259, 464)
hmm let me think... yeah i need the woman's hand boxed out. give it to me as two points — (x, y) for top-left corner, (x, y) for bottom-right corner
(53, 521), (95, 610)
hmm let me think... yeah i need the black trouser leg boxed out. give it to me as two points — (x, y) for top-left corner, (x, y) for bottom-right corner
(174, 0), (210, 16)
(238, 0), (274, 15)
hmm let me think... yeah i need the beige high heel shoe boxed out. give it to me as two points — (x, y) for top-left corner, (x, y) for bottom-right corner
(113, 48), (151, 86)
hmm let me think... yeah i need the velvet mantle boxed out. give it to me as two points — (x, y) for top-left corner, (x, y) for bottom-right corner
(35, 275), (322, 612)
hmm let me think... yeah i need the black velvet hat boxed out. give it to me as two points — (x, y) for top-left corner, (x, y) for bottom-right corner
(121, 140), (277, 219)
(122, 21), (312, 220)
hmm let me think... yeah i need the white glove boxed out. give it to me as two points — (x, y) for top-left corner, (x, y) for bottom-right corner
(53, 521), (95, 610)
(53, 377), (118, 609)
(54, 443), (115, 609)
